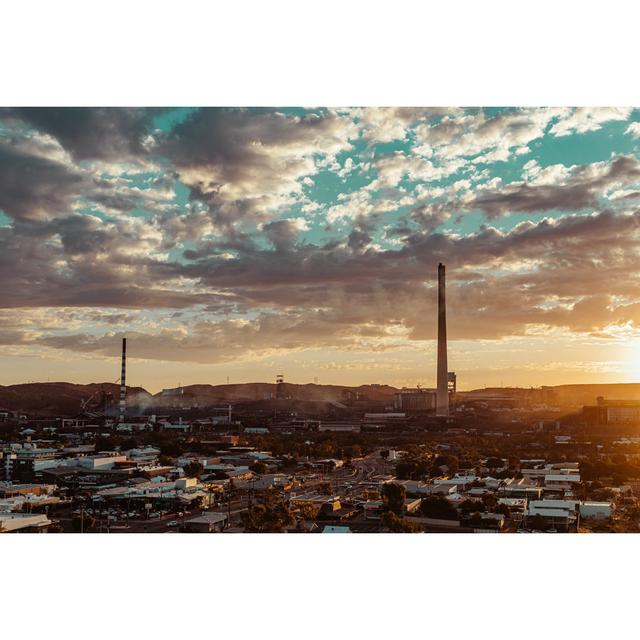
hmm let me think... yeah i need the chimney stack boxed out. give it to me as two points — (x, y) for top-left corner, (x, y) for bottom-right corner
(436, 263), (449, 416)
(119, 337), (126, 423)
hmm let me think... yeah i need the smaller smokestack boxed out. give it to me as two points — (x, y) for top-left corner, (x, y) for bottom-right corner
(119, 338), (126, 423)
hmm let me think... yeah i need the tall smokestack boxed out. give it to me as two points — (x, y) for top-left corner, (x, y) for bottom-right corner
(436, 263), (449, 416)
(119, 337), (126, 423)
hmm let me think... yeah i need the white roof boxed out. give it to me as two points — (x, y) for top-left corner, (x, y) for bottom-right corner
(527, 507), (571, 518)
(544, 474), (580, 482)
(187, 512), (227, 524)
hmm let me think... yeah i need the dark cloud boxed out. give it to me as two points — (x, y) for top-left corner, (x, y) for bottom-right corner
(0, 139), (83, 221)
(3, 107), (155, 161)
(473, 155), (640, 218)
(1, 108), (640, 366)
(158, 108), (357, 225)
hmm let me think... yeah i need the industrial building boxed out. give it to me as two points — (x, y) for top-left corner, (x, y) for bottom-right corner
(582, 397), (640, 424)
(393, 387), (436, 411)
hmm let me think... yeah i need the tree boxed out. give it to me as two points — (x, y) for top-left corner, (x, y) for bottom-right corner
(381, 482), (406, 516)
(466, 512), (483, 527)
(318, 481), (332, 495)
(190, 496), (204, 510)
(382, 511), (420, 533)
(159, 440), (183, 457)
(249, 461), (267, 474)
(71, 512), (96, 532)
(158, 454), (174, 467)
(396, 457), (430, 480)
(380, 450), (389, 460)
(296, 502), (320, 521)
(459, 499), (483, 517)
(242, 488), (295, 533)
(119, 437), (138, 451)
(184, 461), (204, 479)
(420, 496), (458, 520)
(485, 457), (503, 470)
(433, 455), (459, 475)
(482, 493), (498, 511)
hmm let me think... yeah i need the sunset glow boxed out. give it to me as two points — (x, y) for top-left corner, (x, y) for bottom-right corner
(1, 107), (640, 391)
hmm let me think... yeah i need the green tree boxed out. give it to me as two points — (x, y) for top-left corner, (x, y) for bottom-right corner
(420, 496), (458, 520)
(190, 496), (204, 510)
(459, 499), (483, 517)
(382, 511), (420, 533)
(71, 512), (96, 532)
(119, 437), (138, 451)
(381, 482), (406, 516)
(184, 461), (204, 479)
(482, 493), (498, 511)
(466, 512), (483, 527)
(396, 458), (430, 480)
(249, 461), (267, 474)
(159, 440), (183, 457)
(242, 488), (295, 533)
(318, 481), (332, 495)
(158, 454), (174, 467)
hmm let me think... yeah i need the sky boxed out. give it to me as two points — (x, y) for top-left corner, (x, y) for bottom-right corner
(1, 106), (640, 392)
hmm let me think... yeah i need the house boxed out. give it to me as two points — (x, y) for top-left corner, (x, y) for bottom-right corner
(544, 474), (581, 493)
(524, 499), (579, 531)
(322, 525), (351, 533)
(434, 474), (477, 491)
(0, 512), (52, 532)
(580, 502), (613, 520)
(184, 512), (228, 533)
(363, 500), (385, 520)
(404, 497), (422, 514)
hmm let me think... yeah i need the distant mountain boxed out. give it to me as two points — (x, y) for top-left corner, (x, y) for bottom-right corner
(0, 381), (397, 416)
(3, 380), (639, 416)
(0, 382), (151, 416)
(153, 382), (397, 404)
(459, 383), (640, 407)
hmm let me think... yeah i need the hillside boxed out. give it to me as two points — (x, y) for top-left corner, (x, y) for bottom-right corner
(0, 381), (397, 416)
(3, 380), (640, 416)
(0, 382), (151, 416)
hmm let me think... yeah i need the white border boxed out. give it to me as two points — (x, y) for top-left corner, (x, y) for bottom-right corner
(2, 1), (639, 106)
(2, 1), (640, 637)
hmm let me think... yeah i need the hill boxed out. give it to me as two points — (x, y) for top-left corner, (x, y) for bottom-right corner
(0, 382), (151, 416)
(4, 380), (640, 416)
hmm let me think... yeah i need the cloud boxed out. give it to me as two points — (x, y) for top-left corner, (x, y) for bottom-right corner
(0, 138), (84, 221)
(549, 107), (633, 137)
(159, 108), (358, 227)
(2, 107), (640, 370)
(626, 122), (640, 139)
(471, 155), (640, 218)
(3, 107), (155, 161)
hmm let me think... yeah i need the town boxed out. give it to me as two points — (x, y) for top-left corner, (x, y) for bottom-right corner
(3, 379), (640, 533)
(2, 262), (640, 534)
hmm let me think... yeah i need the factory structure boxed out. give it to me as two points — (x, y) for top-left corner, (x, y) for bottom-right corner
(111, 264), (455, 420)
(393, 263), (456, 415)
